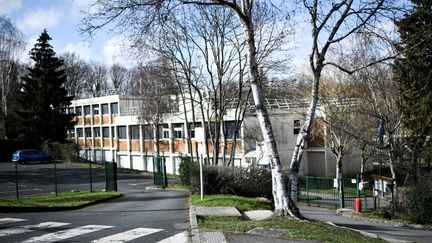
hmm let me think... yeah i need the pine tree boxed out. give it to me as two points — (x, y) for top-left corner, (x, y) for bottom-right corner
(394, 0), (432, 138)
(16, 30), (74, 145)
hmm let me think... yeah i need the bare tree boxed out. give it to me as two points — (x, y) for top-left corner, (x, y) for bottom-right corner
(0, 16), (25, 116)
(288, 0), (403, 203)
(87, 61), (108, 95)
(109, 63), (131, 93)
(61, 52), (91, 97)
(81, 0), (299, 217)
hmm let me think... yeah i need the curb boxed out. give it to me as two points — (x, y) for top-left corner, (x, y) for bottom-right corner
(189, 205), (201, 243)
(0, 194), (124, 213)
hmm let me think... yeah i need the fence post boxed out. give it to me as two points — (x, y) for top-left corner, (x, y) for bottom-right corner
(356, 174), (360, 198)
(306, 177), (310, 206)
(54, 159), (58, 196)
(15, 160), (19, 199)
(89, 161), (93, 192)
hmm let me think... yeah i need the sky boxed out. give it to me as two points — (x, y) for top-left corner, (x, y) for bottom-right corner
(1, 0), (133, 67)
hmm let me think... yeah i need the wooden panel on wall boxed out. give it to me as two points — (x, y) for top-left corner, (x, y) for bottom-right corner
(111, 115), (117, 123)
(94, 139), (101, 148)
(102, 115), (110, 124)
(78, 138), (84, 146)
(144, 140), (154, 152)
(103, 139), (110, 147)
(174, 140), (186, 153)
(159, 140), (169, 153)
(85, 139), (92, 147)
(118, 140), (128, 151)
(85, 116), (91, 125)
(93, 116), (100, 125)
(225, 140), (242, 155)
(131, 140), (140, 152)
(77, 117), (83, 125)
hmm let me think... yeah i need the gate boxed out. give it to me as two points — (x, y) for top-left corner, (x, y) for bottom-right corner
(299, 176), (362, 209)
(105, 161), (117, 191)
(153, 156), (168, 188)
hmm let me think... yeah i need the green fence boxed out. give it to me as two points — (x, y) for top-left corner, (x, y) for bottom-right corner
(153, 156), (168, 188)
(299, 176), (373, 209)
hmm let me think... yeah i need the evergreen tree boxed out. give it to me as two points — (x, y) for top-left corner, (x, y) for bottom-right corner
(394, 0), (432, 138)
(16, 30), (74, 145)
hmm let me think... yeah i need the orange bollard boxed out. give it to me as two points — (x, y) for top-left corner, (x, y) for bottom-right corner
(355, 198), (362, 213)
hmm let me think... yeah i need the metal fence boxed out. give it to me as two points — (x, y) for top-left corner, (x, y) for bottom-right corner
(0, 161), (117, 199)
(299, 176), (388, 210)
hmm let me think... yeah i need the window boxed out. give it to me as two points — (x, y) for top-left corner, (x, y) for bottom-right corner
(173, 123), (184, 139)
(158, 124), (170, 139)
(111, 103), (118, 114)
(68, 107), (74, 115)
(143, 125), (154, 139)
(68, 129), (75, 139)
(130, 125), (140, 140)
(111, 127), (116, 138)
(224, 121), (236, 138)
(76, 107), (82, 116)
(293, 119), (301, 134)
(101, 103), (109, 115)
(118, 126), (127, 139)
(92, 105), (99, 115)
(188, 122), (201, 138)
(77, 128), (83, 137)
(93, 127), (101, 137)
(85, 127), (92, 137)
(102, 127), (110, 138)
(84, 105), (91, 116)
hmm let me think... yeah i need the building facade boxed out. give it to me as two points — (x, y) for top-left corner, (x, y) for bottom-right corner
(68, 94), (370, 177)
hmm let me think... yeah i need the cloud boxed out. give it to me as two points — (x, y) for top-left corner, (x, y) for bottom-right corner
(61, 42), (93, 61)
(0, 0), (21, 15)
(102, 36), (135, 67)
(17, 7), (63, 32)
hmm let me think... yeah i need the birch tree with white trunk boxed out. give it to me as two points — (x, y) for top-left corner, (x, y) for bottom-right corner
(289, 0), (402, 202)
(81, 0), (300, 216)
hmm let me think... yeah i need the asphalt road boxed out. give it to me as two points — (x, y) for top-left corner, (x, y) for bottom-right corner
(0, 162), (190, 242)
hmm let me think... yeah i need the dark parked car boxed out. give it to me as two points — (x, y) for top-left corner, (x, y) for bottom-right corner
(11, 149), (53, 163)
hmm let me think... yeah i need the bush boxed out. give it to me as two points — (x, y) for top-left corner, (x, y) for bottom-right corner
(178, 156), (200, 185)
(189, 165), (274, 199)
(41, 140), (80, 162)
(402, 177), (432, 224)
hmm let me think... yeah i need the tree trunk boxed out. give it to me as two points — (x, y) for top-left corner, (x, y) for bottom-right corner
(239, 14), (300, 217)
(289, 70), (321, 202)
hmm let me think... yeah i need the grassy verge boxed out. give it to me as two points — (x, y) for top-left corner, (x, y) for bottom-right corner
(0, 191), (121, 208)
(198, 216), (385, 243)
(192, 194), (272, 211)
(168, 183), (190, 191)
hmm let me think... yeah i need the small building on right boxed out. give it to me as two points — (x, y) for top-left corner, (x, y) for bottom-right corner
(242, 99), (371, 178)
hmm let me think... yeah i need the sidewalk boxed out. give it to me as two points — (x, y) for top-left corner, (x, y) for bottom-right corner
(189, 204), (432, 243)
(298, 203), (432, 243)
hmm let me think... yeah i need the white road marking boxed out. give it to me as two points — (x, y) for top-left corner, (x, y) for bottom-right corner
(91, 227), (163, 243)
(0, 218), (26, 225)
(0, 222), (70, 237)
(156, 231), (189, 243)
(22, 225), (113, 243)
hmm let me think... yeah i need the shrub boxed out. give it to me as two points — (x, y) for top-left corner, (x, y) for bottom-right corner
(178, 156), (199, 185)
(41, 140), (80, 162)
(402, 177), (432, 224)
(189, 165), (274, 199)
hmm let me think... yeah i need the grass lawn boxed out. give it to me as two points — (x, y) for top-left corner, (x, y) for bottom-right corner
(192, 194), (272, 211)
(168, 183), (190, 191)
(0, 191), (122, 208)
(192, 194), (385, 242)
(198, 216), (385, 243)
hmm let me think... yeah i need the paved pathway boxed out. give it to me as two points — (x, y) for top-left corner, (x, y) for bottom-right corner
(299, 204), (432, 243)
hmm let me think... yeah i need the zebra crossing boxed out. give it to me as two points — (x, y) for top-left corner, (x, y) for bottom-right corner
(0, 217), (188, 243)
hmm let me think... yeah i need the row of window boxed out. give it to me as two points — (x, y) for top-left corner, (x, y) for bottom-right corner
(71, 121), (238, 140)
(67, 103), (119, 116)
